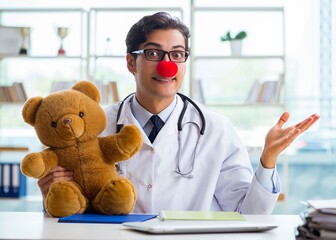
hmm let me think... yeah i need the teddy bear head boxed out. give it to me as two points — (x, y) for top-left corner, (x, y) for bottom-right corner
(22, 80), (106, 148)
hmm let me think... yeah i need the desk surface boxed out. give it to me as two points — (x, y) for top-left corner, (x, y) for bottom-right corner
(0, 212), (302, 240)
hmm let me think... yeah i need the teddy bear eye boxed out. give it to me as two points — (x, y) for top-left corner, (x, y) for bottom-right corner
(79, 112), (84, 118)
(51, 121), (57, 128)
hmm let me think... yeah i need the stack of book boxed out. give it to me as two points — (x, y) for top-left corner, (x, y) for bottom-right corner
(296, 199), (336, 239)
(51, 80), (119, 104)
(245, 74), (283, 104)
(0, 82), (27, 103)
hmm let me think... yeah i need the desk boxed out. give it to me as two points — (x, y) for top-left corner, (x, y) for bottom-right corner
(0, 212), (302, 240)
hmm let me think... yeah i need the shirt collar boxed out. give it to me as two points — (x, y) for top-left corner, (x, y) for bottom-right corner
(131, 95), (177, 128)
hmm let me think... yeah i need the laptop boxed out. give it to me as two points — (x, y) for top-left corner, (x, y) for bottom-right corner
(122, 219), (278, 234)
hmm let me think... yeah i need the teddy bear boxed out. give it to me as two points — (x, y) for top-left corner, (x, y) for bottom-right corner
(20, 80), (142, 217)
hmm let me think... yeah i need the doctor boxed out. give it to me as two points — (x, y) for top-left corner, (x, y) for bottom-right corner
(38, 12), (319, 214)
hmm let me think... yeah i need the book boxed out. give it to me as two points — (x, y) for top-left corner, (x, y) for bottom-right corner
(245, 80), (261, 104)
(158, 210), (245, 221)
(245, 75), (283, 104)
(194, 79), (205, 104)
(109, 81), (119, 103)
(13, 82), (27, 103)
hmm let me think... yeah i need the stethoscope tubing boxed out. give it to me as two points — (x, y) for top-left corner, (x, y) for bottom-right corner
(176, 92), (206, 135)
(115, 92), (206, 179)
(116, 92), (206, 135)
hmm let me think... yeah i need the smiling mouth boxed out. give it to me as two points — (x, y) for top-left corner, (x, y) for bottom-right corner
(153, 76), (175, 82)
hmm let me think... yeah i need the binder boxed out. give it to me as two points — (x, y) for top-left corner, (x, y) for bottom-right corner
(0, 162), (27, 198)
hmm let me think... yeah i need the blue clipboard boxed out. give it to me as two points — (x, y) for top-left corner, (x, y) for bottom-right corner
(58, 213), (157, 224)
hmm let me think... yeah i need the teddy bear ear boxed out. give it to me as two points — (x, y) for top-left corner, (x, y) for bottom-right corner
(22, 97), (44, 126)
(72, 80), (100, 103)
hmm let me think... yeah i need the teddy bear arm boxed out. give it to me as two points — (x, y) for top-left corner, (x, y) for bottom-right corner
(39, 150), (59, 177)
(99, 125), (142, 164)
(21, 149), (59, 178)
(99, 137), (127, 164)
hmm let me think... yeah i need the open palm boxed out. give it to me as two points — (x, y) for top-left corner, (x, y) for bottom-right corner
(261, 112), (320, 168)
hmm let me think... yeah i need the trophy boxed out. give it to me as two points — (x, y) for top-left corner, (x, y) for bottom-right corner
(57, 27), (69, 55)
(19, 27), (31, 55)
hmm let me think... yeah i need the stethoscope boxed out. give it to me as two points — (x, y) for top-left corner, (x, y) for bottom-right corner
(115, 92), (206, 179)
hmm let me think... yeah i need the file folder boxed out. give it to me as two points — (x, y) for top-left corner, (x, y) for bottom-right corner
(58, 213), (157, 224)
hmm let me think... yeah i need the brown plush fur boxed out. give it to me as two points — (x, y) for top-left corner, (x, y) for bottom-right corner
(20, 80), (142, 217)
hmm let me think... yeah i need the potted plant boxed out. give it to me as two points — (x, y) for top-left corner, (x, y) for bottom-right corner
(220, 31), (247, 56)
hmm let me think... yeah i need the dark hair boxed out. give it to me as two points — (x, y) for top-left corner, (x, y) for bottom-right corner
(125, 12), (190, 53)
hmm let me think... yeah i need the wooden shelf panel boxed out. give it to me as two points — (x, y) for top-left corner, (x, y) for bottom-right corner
(0, 147), (29, 152)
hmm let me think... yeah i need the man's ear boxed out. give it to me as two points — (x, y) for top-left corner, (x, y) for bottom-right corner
(126, 53), (136, 75)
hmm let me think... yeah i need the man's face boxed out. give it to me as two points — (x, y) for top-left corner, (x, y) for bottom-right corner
(127, 29), (187, 107)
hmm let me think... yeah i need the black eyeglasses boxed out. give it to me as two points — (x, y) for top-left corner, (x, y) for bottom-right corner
(131, 49), (189, 63)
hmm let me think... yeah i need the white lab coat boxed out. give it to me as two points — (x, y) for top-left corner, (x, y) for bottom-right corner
(102, 94), (280, 214)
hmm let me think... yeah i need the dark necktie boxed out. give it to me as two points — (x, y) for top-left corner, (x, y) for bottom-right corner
(148, 115), (164, 143)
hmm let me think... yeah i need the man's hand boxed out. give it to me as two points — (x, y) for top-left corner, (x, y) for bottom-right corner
(37, 166), (73, 199)
(261, 112), (320, 168)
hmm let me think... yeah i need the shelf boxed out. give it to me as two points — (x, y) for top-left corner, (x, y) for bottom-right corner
(89, 54), (126, 59)
(193, 6), (285, 12)
(190, 4), (286, 109)
(194, 55), (285, 60)
(0, 8), (85, 13)
(0, 147), (28, 152)
(0, 55), (86, 59)
(0, 102), (26, 104)
(0, 195), (42, 202)
(205, 103), (285, 107)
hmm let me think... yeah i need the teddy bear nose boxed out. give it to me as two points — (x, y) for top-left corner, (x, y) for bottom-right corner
(63, 118), (72, 125)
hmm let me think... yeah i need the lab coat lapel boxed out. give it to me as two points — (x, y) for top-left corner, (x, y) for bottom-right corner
(117, 95), (202, 146)
(154, 95), (193, 144)
(116, 97), (150, 145)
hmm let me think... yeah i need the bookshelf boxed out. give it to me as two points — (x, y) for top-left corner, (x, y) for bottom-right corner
(0, 7), (186, 106)
(87, 7), (184, 99)
(189, 5), (286, 109)
(0, 6), (186, 211)
(0, 8), (88, 152)
(0, 4), (290, 212)
(189, 3), (288, 211)
(0, 9), (89, 209)
(0, 7), (88, 90)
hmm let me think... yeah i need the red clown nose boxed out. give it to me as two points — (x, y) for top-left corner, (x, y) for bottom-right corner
(157, 60), (178, 78)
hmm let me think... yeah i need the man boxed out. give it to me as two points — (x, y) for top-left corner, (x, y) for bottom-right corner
(38, 12), (319, 214)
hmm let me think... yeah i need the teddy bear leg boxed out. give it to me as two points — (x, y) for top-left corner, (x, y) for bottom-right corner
(45, 180), (87, 217)
(92, 177), (136, 215)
